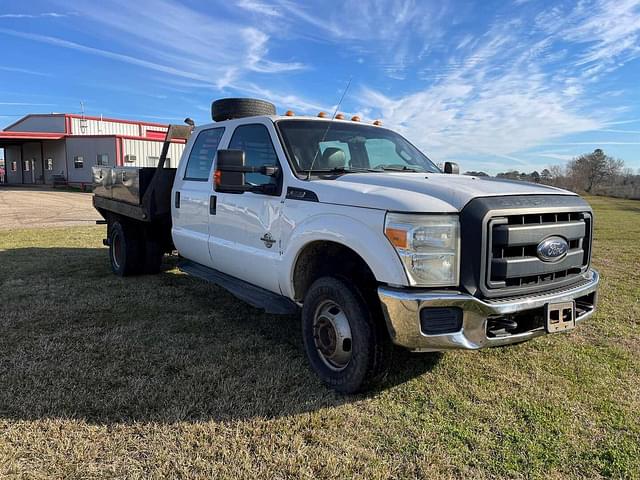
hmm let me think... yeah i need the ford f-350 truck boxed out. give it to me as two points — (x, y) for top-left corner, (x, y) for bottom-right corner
(93, 98), (599, 393)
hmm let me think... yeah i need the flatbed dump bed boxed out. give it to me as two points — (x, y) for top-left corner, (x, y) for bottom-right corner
(92, 124), (192, 275)
(93, 167), (176, 222)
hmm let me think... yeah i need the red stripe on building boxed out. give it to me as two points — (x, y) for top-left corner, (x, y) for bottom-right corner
(0, 131), (65, 140)
(145, 130), (167, 140)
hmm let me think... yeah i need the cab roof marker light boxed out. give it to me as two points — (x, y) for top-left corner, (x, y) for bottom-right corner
(373, 119), (383, 126)
(335, 113), (345, 120)
(317, 112), (328, 118)
(351, 115), (361, 122)
(285, 110), (295, 116)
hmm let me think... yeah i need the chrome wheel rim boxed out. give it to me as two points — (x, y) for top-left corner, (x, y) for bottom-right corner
(313, 300), (352, 371)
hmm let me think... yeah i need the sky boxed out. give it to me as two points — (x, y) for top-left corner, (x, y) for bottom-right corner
(0, 0), (639, 174)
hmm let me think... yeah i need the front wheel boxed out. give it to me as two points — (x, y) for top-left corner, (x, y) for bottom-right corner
(301, 277), (392, 393)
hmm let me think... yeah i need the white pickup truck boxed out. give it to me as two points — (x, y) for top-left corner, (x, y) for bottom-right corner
(93, 98), (599, 393)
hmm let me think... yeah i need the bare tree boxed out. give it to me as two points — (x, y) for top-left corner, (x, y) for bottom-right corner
(566, 149), (624, 193)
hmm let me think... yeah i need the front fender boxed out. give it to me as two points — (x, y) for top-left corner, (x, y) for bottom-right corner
(279, 206), (408, 299)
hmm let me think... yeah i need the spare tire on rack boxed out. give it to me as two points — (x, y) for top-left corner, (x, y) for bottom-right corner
(211, 98), (277, 122)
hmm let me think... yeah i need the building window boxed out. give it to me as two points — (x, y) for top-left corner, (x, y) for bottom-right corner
(74, 156), (84, 169)
(46, 158), (54, 171)
(97, 153), (109, 166)
(147, 156), (159, 165)
(11, 161), (17, 172)
(124, 154), (137, 163)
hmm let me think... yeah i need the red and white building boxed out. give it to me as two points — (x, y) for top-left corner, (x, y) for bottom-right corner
(0, 113), (186, 186)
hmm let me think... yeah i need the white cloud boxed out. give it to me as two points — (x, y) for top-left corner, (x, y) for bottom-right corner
(3, 0), (305, 91)
(237, 0), (282, 17)
(0, 102), (56, 106)
(0, 28), (214, 83)
(0, 65), (51, 77)
(1, 0), (638, 171)
(544, 142), (640, 146)
(357, 39), (603, 164)
(267, 0), (449, 78)
(350, 0), (640, 169)
(0, 12), (73, 19)
(535, 152), (576, 162)
(563, 0), (640, 68)
(601, 129), (640, 134)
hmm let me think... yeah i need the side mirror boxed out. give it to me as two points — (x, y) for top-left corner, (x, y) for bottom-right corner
(214, 149), (281, 193)
(444, 162), (459, 174)
(215, 149), (246, 193)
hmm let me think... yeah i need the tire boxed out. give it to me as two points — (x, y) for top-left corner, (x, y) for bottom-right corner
(143, 238), (164, 274)
(109, 221), (144, 276)
(301, 276), (392, 394)
(211, 98), (276, 122)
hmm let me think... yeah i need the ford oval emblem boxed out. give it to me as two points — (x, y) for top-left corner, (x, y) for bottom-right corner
(537, 236), (569, 262)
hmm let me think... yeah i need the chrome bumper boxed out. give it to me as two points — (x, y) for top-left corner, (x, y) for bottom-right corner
(378, 269), (599, 352)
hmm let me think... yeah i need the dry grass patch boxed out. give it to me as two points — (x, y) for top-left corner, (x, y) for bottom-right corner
(0, 196), (639, 479)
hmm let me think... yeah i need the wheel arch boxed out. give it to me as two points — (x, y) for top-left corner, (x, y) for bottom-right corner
(290, 238), (403, 303)
(281, 212), (409, 300)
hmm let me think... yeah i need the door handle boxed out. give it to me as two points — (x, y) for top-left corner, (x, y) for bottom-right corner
(175, 191), (180, 208)
(209, 195), (217, 215)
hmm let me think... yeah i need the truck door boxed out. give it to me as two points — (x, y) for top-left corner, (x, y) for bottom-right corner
(171, 127), (225, 267)
(208, 122), (284, 293)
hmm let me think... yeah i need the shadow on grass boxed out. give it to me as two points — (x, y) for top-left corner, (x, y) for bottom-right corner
(0, 247), (440, 424)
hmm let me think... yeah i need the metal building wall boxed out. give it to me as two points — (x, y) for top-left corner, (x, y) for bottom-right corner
(70, 118), (139, 136)
(70, 118), (170, 137)
(65, 137), (117, 184)
(43, 141), (67, 184)
(121, 139), (185, 168)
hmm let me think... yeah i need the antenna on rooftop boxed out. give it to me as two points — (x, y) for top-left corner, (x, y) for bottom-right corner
(306, 76), (352, 181)
(79, 101), (88, 133)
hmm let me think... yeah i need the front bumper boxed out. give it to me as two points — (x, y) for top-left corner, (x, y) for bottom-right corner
(378, 269), (599, 351)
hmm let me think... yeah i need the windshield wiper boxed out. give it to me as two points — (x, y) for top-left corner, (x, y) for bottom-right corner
(374, 164), (422, 172)
(300, 166), (373, 176)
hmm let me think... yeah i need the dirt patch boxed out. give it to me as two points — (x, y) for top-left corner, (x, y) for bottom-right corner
(0, 186), (100, 229)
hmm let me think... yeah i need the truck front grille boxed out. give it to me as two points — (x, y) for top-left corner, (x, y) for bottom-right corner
(486, 211), (592, 295)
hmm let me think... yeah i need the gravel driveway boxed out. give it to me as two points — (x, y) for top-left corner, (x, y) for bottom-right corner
(0, 186), (101, 229)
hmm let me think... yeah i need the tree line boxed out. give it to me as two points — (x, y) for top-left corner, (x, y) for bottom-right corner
(463, 149), (640, 199)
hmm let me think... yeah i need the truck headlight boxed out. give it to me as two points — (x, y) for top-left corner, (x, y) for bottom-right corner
(384, 213), (460, 287)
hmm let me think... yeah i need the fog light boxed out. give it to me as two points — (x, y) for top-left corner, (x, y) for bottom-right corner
(420, 308), (463, 335)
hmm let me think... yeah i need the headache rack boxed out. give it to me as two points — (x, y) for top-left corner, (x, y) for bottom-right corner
(485, 210), (592, 295)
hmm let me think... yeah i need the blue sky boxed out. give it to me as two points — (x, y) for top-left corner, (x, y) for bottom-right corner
(1, 0), (639, 174)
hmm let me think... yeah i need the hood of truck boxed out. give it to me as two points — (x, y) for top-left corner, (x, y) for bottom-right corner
(308, 172), (574, 212)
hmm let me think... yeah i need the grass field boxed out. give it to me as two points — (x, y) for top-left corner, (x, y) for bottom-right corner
(0, 196), (638, 479)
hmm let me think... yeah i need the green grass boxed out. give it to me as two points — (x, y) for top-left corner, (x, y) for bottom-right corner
(0, 196), (639, 479)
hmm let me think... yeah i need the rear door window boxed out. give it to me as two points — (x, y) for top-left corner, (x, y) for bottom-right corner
(184, 127), (225, 181)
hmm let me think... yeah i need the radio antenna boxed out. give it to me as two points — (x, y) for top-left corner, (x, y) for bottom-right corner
(306, 77), (352, 181)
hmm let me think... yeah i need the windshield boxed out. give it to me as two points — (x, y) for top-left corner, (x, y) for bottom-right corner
(276, 119), (440, 175)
